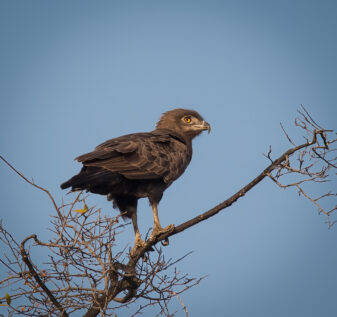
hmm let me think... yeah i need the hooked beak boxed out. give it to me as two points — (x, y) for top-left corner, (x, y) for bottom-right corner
(193, 120), (211, 134)
(201, 120), (211, 134)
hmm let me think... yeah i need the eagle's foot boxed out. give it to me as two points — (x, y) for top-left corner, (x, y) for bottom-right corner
(130, 237), (147, 257)
(150, 224), (174, 245)
(161, 237), (170, 246)
(134, 237), (147, 249)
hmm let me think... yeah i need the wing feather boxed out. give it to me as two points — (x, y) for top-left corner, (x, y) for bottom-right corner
(75, 131), (191, 183)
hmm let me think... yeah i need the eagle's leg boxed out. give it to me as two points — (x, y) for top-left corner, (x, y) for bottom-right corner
(130, 212), (146, 248)
(152, 202), (162, 231)
(150, 203), (174, 245)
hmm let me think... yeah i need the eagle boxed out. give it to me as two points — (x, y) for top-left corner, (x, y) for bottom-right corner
(61, 109), (210, 247)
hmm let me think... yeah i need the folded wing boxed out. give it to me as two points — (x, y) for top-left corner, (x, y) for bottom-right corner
(76, 132), (182, 183)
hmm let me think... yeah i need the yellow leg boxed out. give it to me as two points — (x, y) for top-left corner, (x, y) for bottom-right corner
(130, 212), (145, 247)
(152, 202), (162, 231)
(150, 203), (174, 245)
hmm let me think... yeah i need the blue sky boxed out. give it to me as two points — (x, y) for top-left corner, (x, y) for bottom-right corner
(0, 0), (337, 316)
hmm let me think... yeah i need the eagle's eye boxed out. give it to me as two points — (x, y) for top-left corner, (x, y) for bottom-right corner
(184, 116), (192, 123)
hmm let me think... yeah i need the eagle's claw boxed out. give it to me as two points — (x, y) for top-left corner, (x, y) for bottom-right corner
(161, 238), (170, 246)
(135, 238), (147, 248)
(150, 224), (174, 244)
(129, 237), (147, 257)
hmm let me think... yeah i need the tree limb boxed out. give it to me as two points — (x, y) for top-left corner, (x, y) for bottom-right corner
(146, 129), (331, 245)
(20, 235), (68, 317)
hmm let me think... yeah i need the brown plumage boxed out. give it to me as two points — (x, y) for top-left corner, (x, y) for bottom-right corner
(61, 109), (210, 246)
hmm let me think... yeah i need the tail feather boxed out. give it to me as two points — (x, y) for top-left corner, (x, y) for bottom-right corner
(60, 179), (74, 190)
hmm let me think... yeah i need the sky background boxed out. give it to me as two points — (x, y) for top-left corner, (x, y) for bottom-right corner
(1, 0), (337, 316)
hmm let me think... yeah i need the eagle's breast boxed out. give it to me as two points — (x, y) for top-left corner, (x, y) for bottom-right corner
(162, 137), (192, 185)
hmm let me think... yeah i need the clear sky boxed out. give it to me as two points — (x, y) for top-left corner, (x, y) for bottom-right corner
(0, 0), (337, 316)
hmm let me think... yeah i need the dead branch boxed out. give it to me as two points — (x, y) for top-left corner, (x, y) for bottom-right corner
(20, 235), (68, 317)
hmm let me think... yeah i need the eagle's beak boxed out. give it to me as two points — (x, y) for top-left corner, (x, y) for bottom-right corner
(192, 120), (211, 134)
(201, 121), (211, 134)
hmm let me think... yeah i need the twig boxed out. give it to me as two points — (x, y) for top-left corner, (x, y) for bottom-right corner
(0, 155), (62, 218)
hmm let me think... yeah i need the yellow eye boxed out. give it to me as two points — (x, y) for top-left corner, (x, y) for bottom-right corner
(184, 116), (192, 123)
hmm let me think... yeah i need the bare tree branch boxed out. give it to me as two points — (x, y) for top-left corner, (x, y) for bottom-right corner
(20, 235), (69, 317)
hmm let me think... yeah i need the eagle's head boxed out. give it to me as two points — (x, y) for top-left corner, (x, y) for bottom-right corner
(156, 108), (210, 139)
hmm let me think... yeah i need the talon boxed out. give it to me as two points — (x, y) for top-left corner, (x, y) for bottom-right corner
(134, 237), (146, 248)
(150, 224), (175, 239)
(161, 237), (169, 246)
(165, 224), (175, 232)
(130, 238), (147, 257)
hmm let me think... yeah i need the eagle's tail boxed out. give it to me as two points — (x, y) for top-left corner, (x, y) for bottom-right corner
(60, 179), (74, 190)
(60, 173), (88, 191)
